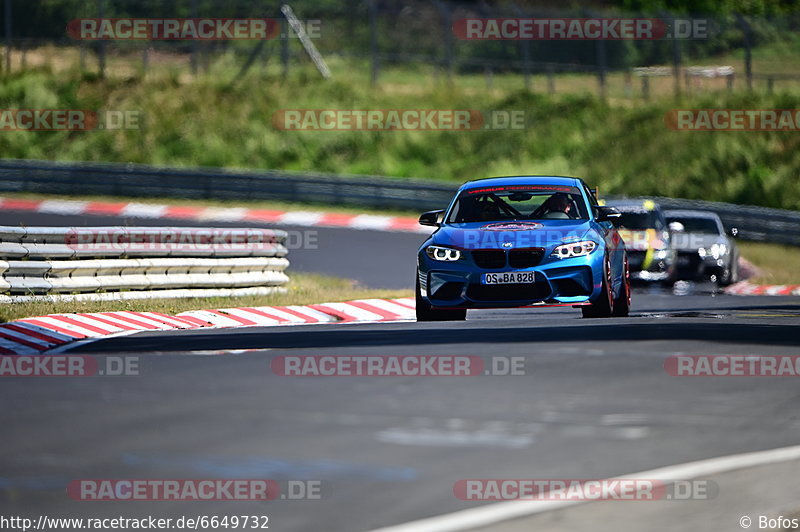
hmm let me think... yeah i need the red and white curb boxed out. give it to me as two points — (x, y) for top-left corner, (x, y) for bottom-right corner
(0, 196), (431, 234)
(725, 281), (800, 296)
(0, 298), (415, 355)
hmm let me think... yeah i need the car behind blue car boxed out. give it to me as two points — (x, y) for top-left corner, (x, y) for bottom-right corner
(416, 176), (630, 320)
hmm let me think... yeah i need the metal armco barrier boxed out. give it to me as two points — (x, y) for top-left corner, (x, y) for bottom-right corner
(0, 225), (290, 298)
(0, 159), (454, 211)
(628, 196), (800, 247)
(0, 159), (798, 246)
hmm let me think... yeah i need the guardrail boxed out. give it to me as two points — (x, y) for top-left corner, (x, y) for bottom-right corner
(0, 159), (454, 212)
(0, 225), (290, 300)
(0, 159), (798, 246)
(629, 196), (800, 247)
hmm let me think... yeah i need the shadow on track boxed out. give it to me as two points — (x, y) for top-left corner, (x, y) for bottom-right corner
(73, 320), (800, 353)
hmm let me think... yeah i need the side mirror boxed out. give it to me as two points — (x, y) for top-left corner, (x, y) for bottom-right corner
(728, 227), (739, 238)
(596, 206), (621, 222)
(419, 210), (444, 227)
(668, 221), (685, 233)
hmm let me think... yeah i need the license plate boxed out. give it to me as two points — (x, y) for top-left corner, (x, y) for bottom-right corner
(482, 271), (536, 285)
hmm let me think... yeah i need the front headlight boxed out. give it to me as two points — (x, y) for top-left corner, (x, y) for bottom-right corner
(551, 240), (597, 259)
(425, 245), (462, 261)
(654, 249), (670, 260)
(709, 243), (727, 259)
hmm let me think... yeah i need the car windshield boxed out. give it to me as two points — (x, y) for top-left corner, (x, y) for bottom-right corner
(446, 187), (588, 223)
(615, 211), (657, 230)
(668, 216), (721, 234)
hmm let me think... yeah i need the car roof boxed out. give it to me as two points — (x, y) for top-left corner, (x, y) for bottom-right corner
(459, 176), (582, 190)
(664, 209), (721, 220)
(605, 199), (661, 212)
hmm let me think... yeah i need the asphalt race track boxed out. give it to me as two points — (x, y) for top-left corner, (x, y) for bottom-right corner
(2, 208), (800, 531)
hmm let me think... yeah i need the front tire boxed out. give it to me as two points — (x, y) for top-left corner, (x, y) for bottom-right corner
(415, 276), (467, 322)
(718, 256), (739, 286)
(612, 254), (631, 317)
(582, 255), (614, 319)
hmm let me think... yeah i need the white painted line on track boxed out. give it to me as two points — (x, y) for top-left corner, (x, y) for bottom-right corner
(368, 443), (800, 532)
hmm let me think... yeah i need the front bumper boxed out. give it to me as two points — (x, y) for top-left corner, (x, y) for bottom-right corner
(675, 250), (729, 280)
(418, 253), (602, 309)
(627, 249), (675, 282)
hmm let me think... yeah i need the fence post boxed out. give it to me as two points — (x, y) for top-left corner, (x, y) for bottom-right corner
(97, 0), (106, 78)
(280, 18), (289, 79)
(729, 74), (737, 93)
(434, 1), (453, 87)
(671, 21), (681, 99)
(512, 4), (531, 91)
(596, 41), (607, 100)
(3, 0), (10, 73)
(590, 9), (607, 100)
(369, 0), (379, 86)
(547, 65), (555, 94)
(642, 75), (649, 101)
(736, 14), (753, 91)
(190, 0), (198, 75)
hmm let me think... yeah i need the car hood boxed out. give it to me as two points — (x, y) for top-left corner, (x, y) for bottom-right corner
(671, 232), (727, 251)
(617, 228), (667, 251)
(433, 220), (595, 250)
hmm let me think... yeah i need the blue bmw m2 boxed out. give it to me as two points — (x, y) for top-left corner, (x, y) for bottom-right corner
(416, 176), (630, 320)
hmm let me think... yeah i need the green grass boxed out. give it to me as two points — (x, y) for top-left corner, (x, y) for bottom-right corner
(3, 47), (800, 211)
(0, 273), (412, 323)
(738, 241), (800, 285)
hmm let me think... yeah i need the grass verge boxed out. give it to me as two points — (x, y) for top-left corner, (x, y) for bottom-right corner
(738, 241), (800, 286)
(0, 273), (412, 323)
(4, 52), (800, 210)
